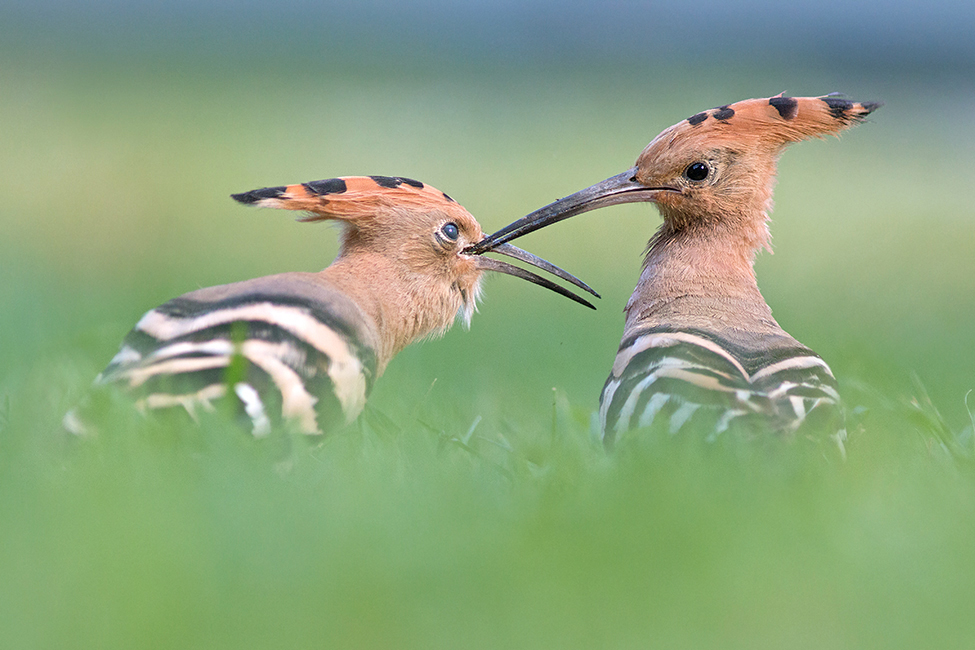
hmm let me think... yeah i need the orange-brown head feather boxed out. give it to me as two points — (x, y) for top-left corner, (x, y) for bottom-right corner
(633, 94), (881, 251)
(469, 94), (881, 259)
(233, 175), (465, 228)
(655, 94), (881, 156)
(233, 176), (485, 369)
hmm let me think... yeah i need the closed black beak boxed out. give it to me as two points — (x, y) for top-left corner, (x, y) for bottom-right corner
(466, 167), (665, 253)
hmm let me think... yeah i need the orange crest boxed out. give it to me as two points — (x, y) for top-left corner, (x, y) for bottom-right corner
(639, 94), (882, 163)
(231, 175), (471, 225)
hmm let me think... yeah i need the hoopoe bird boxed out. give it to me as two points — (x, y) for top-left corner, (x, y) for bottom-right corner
(467, 95), (881, 446)
(65, 175), (596, 436)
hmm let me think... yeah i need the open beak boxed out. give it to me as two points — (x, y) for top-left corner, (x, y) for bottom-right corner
(469, 243), (599, 310)
(466, 167), (669, 253)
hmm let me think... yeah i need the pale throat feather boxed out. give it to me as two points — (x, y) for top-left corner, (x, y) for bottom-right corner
(320, 253), (476, 374)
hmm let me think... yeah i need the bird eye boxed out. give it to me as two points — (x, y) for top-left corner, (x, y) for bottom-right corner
(433, 221), (460, 249)
(684, 161), (710, 182)
(440, 222), (459, 241)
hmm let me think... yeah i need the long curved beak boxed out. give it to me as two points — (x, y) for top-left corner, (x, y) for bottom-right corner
(465, 167), (667, 253)
(488, 242), (598, 299)
(473, 254), (597, 310)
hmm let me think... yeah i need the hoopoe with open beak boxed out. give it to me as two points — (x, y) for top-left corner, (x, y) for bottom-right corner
(65, 175), (597, 436)
(468, 95), (881, 446)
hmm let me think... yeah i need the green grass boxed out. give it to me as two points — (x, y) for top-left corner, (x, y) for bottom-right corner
(2, 51), (975, 649)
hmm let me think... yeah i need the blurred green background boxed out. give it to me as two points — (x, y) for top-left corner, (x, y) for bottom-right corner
(2, 1), (975, 648)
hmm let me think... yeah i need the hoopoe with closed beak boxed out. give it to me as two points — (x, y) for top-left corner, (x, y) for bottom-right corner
(468, 95), (881, 446)
(65, 175), (596, 436)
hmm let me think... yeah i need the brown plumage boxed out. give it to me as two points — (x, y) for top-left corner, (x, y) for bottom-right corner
(66, 175), (596, 435)
(468, 95), (881, 444)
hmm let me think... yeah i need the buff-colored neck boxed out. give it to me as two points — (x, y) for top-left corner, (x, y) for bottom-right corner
(319, 252), (461, 375)
(624, 218), (786, 339)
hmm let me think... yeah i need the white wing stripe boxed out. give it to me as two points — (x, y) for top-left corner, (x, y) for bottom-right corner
(613, 332), (749, 380)
(125, 356), (231, 387)
(669, 402), (700, 434)
(137, 303), (360, 379)
(234, 382), (272, 437)
(637, 393), (670, 429)
(749, 355), (834, 382)
(240, 340), (320, 433)
(136, 383), (228, 417)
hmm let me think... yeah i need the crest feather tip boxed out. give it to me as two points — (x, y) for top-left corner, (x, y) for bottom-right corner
(231, 186), (287, 206)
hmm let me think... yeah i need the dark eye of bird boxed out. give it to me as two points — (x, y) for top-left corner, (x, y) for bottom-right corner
(684, 162), (710, 182)
(440, 222), (459, 241)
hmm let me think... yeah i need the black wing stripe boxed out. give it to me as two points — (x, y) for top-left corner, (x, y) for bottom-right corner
(99, 298), (377, 434)
(618, 325), (826, 377)
(602, 326), (842, 437)
(154, 293), (365, 345)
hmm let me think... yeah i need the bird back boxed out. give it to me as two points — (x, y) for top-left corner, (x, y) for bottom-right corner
(94, 273), (378, 435)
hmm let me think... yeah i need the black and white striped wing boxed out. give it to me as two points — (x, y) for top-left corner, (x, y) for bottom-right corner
(94, 277), (378, 435)
(599, 327), (843, 443)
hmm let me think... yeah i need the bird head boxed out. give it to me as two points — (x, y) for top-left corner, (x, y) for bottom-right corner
(467, 94), (881, 254)
(232, 175), (597, 334)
